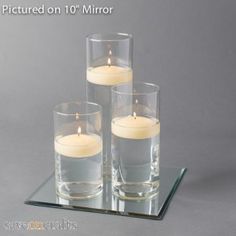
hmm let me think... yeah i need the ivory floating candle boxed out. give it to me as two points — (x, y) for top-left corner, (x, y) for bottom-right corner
(87, 52), (133, 86)
(87, 65), (133, 86)
(55, 127), (102, 158)
(112, 113), (160, 139)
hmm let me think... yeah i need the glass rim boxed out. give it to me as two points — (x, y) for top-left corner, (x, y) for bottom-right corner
(111, 81), (160, 96)
(53, 101), (102, 116)
(86, 32), (133, 42)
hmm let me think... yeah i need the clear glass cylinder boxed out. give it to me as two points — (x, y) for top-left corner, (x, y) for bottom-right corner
(86, 33), (133, 178)
(111, 82), (160, 200)
(53, 102), (103, 200)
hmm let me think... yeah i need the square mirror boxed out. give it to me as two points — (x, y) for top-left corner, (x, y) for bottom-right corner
(25, 167), (186, 220)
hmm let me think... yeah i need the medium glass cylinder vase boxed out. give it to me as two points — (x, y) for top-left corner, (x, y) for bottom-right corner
(111, 82), (160, 200)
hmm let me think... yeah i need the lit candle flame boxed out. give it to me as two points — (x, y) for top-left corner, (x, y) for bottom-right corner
(135, 99), (138, 104)
(78, 126), (82, 136)
(76, 113), (79, 120)
(107, 57), (111, 67)
(133, 112), (137, 119)
(107, 49), (112, 67)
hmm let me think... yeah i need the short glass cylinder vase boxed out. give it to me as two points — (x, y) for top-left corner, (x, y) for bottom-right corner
(111, 82), (160, 200)
(53, 102), (103, 200)
(86, 33), (133, 178)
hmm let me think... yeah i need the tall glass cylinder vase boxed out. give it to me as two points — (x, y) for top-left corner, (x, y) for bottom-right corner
(86, 33), (133, 178)
(111, 82), (160, 200)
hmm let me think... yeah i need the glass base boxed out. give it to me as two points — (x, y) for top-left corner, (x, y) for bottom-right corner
(56, 182), (103, 200)
(25, 167), (186, 220)
(113, 181), (159, 200)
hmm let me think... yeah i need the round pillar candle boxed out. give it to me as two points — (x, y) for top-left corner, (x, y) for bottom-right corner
(87, 65), (133, 86)
(55, 133), (102, 158)
(112, 114), (160, 139)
